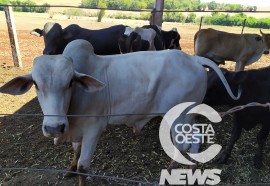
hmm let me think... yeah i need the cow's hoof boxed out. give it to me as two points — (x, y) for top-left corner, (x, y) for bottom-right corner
(132, 126), (141, 136)
(167, 160), (180, 172)
(64, 166), (78, 178)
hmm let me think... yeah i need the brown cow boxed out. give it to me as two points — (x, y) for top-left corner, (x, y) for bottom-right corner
(194, 28), (270, 71)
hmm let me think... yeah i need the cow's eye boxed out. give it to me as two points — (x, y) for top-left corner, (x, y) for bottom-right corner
(69, 80), (73, 88)
(33, 81), (39, 90)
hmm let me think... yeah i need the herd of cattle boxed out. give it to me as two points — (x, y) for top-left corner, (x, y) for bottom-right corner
(1, 22), (270, 185)
(29, 22), (181, 55)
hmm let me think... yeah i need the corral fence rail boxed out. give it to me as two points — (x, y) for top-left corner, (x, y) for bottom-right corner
(2, 4), (270, 13)
(1, 3), (270, 67)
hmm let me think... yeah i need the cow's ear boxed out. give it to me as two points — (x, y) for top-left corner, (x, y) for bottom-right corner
(74, 72), (105, 92)
(30, 29), (43, 37)
(172, 31), (179, 38)
(171, 27), (178, 32)
(62, 30), (73, 40)
(255, 36), (262, 41)
(0, 74), (33, 95)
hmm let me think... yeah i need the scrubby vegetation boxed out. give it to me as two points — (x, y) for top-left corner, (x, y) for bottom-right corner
(78, 0), (269, 28)
(0, 0), (49, 12)
(0, 0), (268, 29)
(81, 0), (256, 12)
(203, 12), (270, 29)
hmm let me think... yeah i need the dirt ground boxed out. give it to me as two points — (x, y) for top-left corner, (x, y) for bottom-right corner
(0, 13), (270, 186)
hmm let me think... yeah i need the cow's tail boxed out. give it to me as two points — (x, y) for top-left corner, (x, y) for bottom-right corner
(193, 31), (199, 55)
(197, 57), (242, 100)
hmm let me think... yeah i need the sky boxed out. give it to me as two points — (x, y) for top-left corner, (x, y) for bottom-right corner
(201, 0), (270, 7)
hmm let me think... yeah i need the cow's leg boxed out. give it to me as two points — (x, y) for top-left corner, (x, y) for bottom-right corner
(216, 121), (242, 163)
(77, 124), (105, 186)
(235, 62), (245, 71)
(65, 142), (81, 178)
(254, 124), (270, 168)
(168, 115), (196, 171)
(133, 118), (150, 135)
(167, 114), (200, 186)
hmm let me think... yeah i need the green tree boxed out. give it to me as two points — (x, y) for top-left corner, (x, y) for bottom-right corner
(247, 6), (257, 11)
(208, 1), (218, 10)
(0, 0), (10, 11)
(97, 0), (107, 22)
(81, 0), (97, 7)
(163, 12), (186, 22)
(130, 1), (147, 9)
(39, 3), (50, 13)
(164, 0), (176, 10)
(198, 3), (207, 11)
(185, 12), (196, 23)
(175, 13), (186, 23)
(11, 0), (23, 12)
(21, 0), (35, 12)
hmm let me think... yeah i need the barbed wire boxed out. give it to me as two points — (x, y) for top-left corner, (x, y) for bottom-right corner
(1, 167), (270, 185)
(0, 102), (269, 119)
(0, 167), (158, 185)
(1, 102), (270, 185)
(219, 102), (270, 117)
(0, 113), (164, 117)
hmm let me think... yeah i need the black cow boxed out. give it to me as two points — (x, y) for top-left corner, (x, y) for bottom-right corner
(143, 25), (181, 50)
(31, 22), (127, 55)
(118, 32), (150, 53)
(118, 25), (181, 53)
(204, 67), (270, 168)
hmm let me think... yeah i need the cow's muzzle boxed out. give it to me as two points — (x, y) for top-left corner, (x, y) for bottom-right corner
(263, 50), (269, 54)
(44, 124), (65, 134)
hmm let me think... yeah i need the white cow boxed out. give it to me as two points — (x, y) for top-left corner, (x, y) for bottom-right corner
(121, 26), (157, 52)
(0, 39), (240, 186)
(124, 27), (156, 48)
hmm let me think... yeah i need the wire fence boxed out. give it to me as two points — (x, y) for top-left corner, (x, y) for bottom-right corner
(0, 167), (158, 185)
(1, 3), (270, 185)
(1, 167), (270, 186)
(0, 102), (270, 185)
(0, 102), (269, 118)
(1, 166), (270, 186)
(1, 4), (270, 13)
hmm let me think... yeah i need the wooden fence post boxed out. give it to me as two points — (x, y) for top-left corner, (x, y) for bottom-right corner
(4, 5), (22, 67)
(151, 0), (164, 27)
(150, 8), (156, 25)
(199, 17), (203, 30)
(241, 19), (246, 34)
